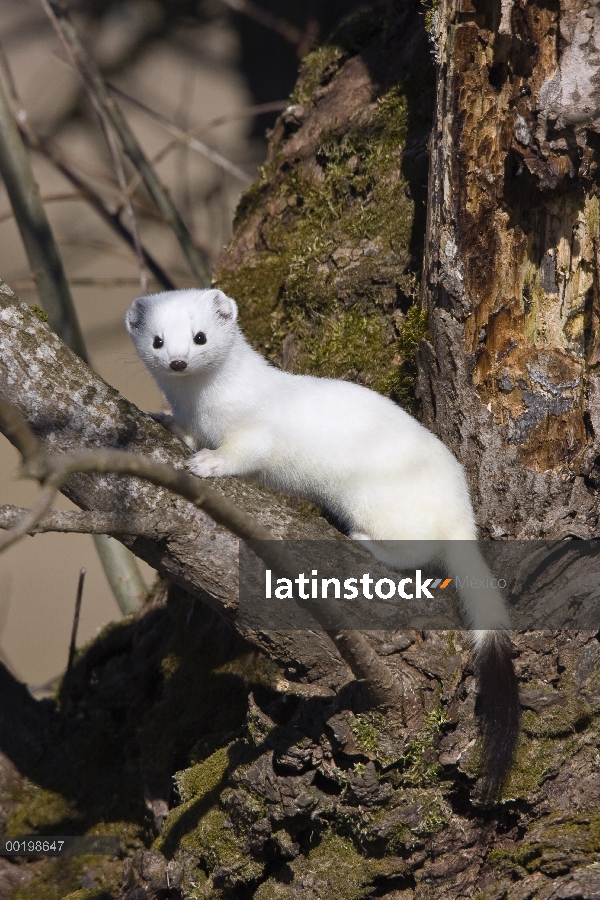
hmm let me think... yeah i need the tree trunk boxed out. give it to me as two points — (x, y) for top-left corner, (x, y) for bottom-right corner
(419, 0), (600, 541)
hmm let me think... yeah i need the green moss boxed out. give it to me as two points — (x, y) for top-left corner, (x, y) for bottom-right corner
(303, 306), (395, 393)
(521, 697), (593, 738)
(417, 791), (450, 835)
(160, 652), (180, 680)
(135, 589), (278, 791)
(350, 713), (384, 756)
(496, 733), (576, 801)
(487, 814), (600, 877)
(6, 589), (279, 899)
(9, 851), (121, 900)
(164, 804), (263, 888)
(29, 304), (49, 323)
(290, 45), (345, 105)
(398, 707), (449, 787)
(256, 831), (412, 900)
(390, 305), (429, 410)
(217, 40), (435, 411)
(348, 712), (406, 768)
(61, 891), (114, 900)
(175, 746), (230, 804)
(421, 0), (440, 35)
(6, 783), (79, 835)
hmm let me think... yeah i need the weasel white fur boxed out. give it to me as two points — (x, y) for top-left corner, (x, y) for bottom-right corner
(126, 288), (520, 795)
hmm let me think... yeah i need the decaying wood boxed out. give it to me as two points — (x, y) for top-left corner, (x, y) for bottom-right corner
(420, 0), (600, 541)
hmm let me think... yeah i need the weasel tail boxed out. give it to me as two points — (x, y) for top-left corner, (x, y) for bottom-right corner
(474, 631), (520, 798)
(444, 542), (520, 797)
(359, 539), (520, 797)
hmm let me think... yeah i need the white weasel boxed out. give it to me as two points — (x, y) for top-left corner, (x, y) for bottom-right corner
(126, 287), (520, 795)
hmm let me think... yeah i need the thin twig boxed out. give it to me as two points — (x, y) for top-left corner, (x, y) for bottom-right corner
(40, 22), (148, 292)
(124, 99), (287, 195)
(219, 0), (309, 47)
(0, 44), (161, 613)
(0, 483), (59, 554)
(107, 84), (254, 185)
(66, 568), (85, 676)
(0, 192), (82, 224)
(0, 39), (20, 105)
(62, 566), (85, 709)
(11, 276), (163, 291)
(40, 0), (212, 287)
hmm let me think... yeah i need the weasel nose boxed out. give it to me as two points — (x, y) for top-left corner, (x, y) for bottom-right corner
(169, 359), (187, 371)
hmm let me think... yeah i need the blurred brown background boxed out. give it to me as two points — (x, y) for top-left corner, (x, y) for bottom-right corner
(0, 0), (362, 688)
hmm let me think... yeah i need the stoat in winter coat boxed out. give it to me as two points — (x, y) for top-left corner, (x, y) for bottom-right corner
(126, 287), (520, 796)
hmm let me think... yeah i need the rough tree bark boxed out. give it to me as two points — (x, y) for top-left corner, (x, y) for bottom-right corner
(2, 3), (600, 900)
(419, 0), (600, 540)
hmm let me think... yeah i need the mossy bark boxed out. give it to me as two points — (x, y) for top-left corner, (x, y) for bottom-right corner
(214, 2), (434, 410)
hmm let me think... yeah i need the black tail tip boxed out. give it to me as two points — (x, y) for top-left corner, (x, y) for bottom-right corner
(475, 631), (520, 801)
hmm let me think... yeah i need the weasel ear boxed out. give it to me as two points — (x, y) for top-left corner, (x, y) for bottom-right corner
(125, 296), (147, 333)
(210, 289), (238, 323)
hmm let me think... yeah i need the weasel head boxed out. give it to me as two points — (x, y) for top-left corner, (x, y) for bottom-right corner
(125, 288), (239, 378)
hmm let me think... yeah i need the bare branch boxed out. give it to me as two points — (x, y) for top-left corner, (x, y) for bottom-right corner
(0, 191), (82, 223)
(40, 0), (211, 287)
(93, 534), (148, 615)
(0, 483), (58, 554)
(0, 74), (87, 357)
(21, 129), (173, 289)
(120, 99), (288, 196)
(0, 397), (43, 470)
(36, 18), (148, 292)
(0, 504), (168, 536)
(107, 85), (254, 185)
(219, 0), (309, 48)
(11, 277), (164, 291)
(86, 103), (149, 292)
(0, 57), (152, 611)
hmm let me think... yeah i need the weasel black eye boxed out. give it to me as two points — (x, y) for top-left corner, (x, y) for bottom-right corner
(153, 336), (163, 349)
(194, 332), (207, 345)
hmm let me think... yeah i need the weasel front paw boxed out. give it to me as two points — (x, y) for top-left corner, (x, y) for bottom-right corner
(187, 449), (230, 478)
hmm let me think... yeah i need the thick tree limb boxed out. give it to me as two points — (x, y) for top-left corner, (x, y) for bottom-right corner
(0, 394), (404, 709)
(0, 283), (409, 696)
